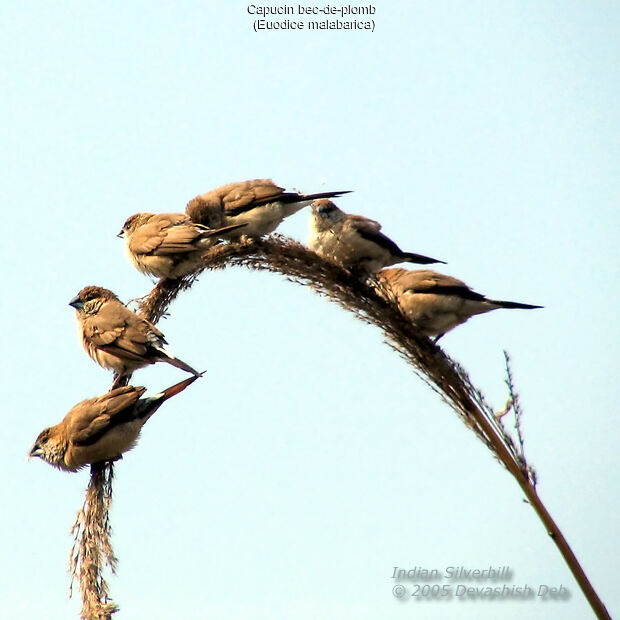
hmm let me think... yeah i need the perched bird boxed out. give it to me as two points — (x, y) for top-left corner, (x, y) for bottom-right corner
(309, 199), (445, 274)
(29, 375), (200, 471)
(377, 268), (542, 341)
(118, 211), (245, 279)
(186, 178), (352, 238)
(69, 286), (200, 379)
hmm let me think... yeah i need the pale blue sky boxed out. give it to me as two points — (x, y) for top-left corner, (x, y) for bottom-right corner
(1, 2), (618, 619)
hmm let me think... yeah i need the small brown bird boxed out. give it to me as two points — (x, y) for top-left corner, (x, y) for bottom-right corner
(377, 268), (542, 341)
(186, 178), (352, 238)
(118, 212), (245, 279)
(309, 199), (445, 274)
(69, 286), (200, 379)
(29, 375), (200, 471)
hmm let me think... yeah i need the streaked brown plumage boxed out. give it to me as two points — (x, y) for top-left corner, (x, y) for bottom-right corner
(186, 178), (352, 238)
(309, 199), (445, 274)
(377, 268), (542, 340)
(118, 212), (245, 279)
(69, 286), (200, 378)
(29, 375), (201, 471)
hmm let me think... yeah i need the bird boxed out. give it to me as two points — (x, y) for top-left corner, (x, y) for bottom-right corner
(118, 211), (246, 279)
(186, 178), (352, 238)
(29, 375), (201, 472)
(376, 268), (543, 341)
(69, 286), (200, 379)
(308, 199), (445, 274)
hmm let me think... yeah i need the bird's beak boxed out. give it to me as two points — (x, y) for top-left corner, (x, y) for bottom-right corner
(117, 229), (124, 239)
(68, 295), (83, 310)
(28, 445), (42, 460)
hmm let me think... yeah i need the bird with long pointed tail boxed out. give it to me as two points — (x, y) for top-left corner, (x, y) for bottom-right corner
(118, 211), (246, 279)
(186, 178), (352, 238)
(69, 286), (200, 380)
(309, 199), (445, 274)
(29, 375), (201, 471)
(377, 268), (542, 341)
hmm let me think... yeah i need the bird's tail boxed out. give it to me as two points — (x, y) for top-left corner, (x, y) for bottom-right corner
(199, 223), (247, 238)
(265, 190), (351, 218)
(402, 252), (447, 266)
(158, 373), (204, 401)
(164, 355), (202, 376)
(487, 299), (543, 310)
(296, 190), (352, 202)
(136, 373), (204, 418)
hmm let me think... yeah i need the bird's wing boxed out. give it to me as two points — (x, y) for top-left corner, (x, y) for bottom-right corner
(128, 213), (203, 255)
(218, 179), (287, 215)
(87, 302), (166, 358)
(68, 386), (147, 446)
(347, 214), (382, 233)
(398, 271), (486, 301)
(83, 309), (127, 347)
(114, 315), (167, 357)
(187, 180), (288, 220)
(348, 216), (407, 255)
(132, 221), (203, 256)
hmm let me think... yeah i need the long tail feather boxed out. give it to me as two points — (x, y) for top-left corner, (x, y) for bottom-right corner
(159, 373), (205, 401)
(488, 299), (543, 310)
(164, 355), (202, 376)
(297, 190), (352, 202)
(199, 223), (247, 238)
(403, 252), (446, 265)
(136, 373), (204, 418)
